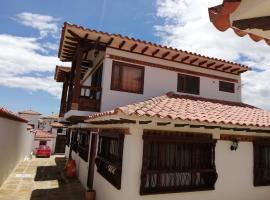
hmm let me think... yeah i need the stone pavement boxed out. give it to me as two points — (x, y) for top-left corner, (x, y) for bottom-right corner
(0, 155), (85, 200)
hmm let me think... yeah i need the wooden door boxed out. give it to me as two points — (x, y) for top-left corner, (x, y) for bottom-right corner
(87, 134), (98, 189)
(55, 135), (66, 154)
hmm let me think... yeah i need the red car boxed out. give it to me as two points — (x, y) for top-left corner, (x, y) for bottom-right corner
(36, 145), (51, 157)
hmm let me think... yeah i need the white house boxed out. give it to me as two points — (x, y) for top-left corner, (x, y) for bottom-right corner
(55, 22), (270, 200)
(18, 109), (42, 129)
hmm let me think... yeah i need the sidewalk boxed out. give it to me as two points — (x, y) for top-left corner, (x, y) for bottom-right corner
(0, 155), (85, 200)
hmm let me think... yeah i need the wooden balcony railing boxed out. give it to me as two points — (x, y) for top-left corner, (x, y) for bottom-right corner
(78, 85), (102, 112)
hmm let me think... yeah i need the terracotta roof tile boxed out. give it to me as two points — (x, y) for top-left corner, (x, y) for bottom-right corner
(50, 122), (66, 128)
(87, 92), (270, 128)
(31, 129), (55, 138)
(18, 109), (42, 115)
(0, 107), (28, 123)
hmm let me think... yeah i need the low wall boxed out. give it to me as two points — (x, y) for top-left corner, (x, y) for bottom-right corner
(0, 117), (33, 186)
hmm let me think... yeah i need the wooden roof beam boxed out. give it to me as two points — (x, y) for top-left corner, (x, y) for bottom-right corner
(232, 16), (270, 31)
(65, 41), (77, 46)
(190, 58), (199, 64)
(66, 36), (79, 42)
(230, 68), (240, 73)
(207, 62), (216, 68)
(199, 60), (207, 66)
(215, 64), (225, 70)
(107, 37), (114, 45)
(141, 46), (149, 54)
(152, 49), (160, 56)
(67, 29), (81, 39)
(162, 51), (170, 59)
(181, 56), (190, 62)
(130, 43), (138, 52)
(171, 53), (180, 61)
(119, 40), (126, 49)
(222, 66), (233, 71)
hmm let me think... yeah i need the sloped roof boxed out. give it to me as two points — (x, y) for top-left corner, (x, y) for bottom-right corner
(0, 107), (28, 123)
(54, 65), (71, 82)
(58, 22), (250, 75)
(18, 109), (42, 115)
(87, 92), (270, 128)
(209, 0), (270, 45)
(50, 122), (66, 128)
(31, 129), (56, 139)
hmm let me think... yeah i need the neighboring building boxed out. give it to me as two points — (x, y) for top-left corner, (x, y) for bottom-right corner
(51, 122), (68, 154)
(39, 113), (59, 132)
(31, 129), (56, 154)
(0, 107), (33, 186)
(55, 22), (270, 200)
(18, 109), (42, 129)
(209, 0), (270, 45)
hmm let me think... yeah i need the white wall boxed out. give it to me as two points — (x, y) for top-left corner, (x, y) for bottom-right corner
(19, 114), (40, 129)
(93, 125), (270, 200)
(98, 48), (241, 112)
(0, 117), (33, 186)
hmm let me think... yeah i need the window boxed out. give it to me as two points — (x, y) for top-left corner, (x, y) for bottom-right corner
(177, 74), (200, 95)
(254, 140), (270, 186)
(140, 130), (217, 195)
(219, 81), (235, 93)
(57, 128), (63, 134)
(95, 130), (125, 189)
(111, 61), (144, 94)
(39, 141), (47, 145)
(78, 130), (90, 162)
(71, 130), (78, 153)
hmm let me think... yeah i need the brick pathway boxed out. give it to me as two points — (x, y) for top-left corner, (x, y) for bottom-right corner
(0, 155), (85, 200)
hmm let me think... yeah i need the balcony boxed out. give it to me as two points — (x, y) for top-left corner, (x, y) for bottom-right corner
(78, 86), (102, 112)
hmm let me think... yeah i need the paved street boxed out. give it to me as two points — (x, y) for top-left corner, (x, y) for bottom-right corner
(0, 155), (85, 200)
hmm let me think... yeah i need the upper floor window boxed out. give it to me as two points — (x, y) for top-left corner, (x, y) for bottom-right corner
(140, 130), (217, 195)
(95, 129), (125, 190)
(219, 81), (235, 93)
(111, 61), (144, 94)
(177, 74), (200, 95)
(254, 140), (270, 186)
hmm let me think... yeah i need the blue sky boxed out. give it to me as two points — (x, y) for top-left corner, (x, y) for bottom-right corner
(0, 0), (159, 116)
(0, 0), (270, 116)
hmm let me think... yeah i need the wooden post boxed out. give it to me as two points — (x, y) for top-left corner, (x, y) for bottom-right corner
(59, 75), (69, 116)
(71, 47), (83, 110)
(66, 62), (75, 111)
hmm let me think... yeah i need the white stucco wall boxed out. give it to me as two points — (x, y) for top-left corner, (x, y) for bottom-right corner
(92, 125), (270, 200)
(97, 48), (242, 112)
(0, 117), (33, 186)
(19, 114), (41, 129)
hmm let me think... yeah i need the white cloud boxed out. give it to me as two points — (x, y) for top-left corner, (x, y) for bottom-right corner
(0, 34), (63, 98)
(14, 12), (60, 38)
(155, 0), (270, 110)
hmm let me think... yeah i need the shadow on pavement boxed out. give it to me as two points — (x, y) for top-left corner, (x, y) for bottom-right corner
(30, 157), (85, 200)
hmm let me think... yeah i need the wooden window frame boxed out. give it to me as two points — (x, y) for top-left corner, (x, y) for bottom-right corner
(253, 139), (270, 186)
(95, 129), (125, 190)
(140, 130), (217, 195)
(219, 81), (235, 93)
(78, 130), (90, 162)
(177, 74), (200, 95)
(111, 61), (145, 94)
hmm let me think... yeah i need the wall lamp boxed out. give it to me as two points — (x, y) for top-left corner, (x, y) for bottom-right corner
(230, 139), (239, 151)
